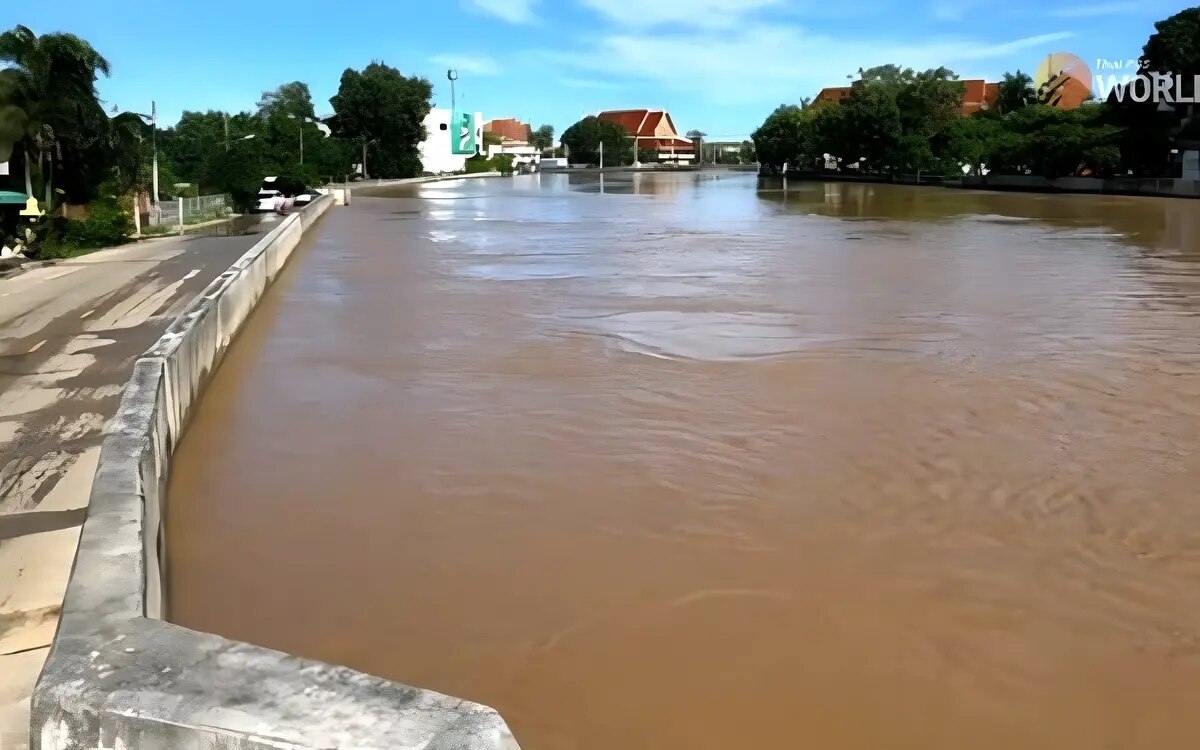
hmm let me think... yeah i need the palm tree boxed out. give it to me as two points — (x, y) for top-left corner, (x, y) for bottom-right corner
(0, 24), (110, 203)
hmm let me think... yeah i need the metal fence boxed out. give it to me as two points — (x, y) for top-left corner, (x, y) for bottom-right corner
(149, 194), (231, 227)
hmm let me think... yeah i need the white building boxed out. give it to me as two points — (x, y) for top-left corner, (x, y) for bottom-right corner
(419, 108), (483, 174)
(486, 142), (541, 170)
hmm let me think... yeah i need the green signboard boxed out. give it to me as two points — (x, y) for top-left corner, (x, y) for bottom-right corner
(450, 110), (476, 155)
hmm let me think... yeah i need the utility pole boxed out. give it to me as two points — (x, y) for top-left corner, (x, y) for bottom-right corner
(286, 114), (310, 164)
(447, 69), (458, 111)
(150, 101), (159, 205)
(599, 140), (604, 170)
(224, 112), (229, 151)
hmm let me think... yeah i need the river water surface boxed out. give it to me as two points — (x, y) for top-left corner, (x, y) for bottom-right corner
(168, 173), (1200, 749)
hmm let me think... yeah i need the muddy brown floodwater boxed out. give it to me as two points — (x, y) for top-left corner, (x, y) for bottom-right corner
(168, 173), (1200, 749)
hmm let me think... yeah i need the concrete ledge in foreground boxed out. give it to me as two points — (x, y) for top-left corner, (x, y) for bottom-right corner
(31, 195), (520, 749)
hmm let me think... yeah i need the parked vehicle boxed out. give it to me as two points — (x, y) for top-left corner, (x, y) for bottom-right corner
(292, 186), (322, 207)
(253, 176), (282, 213)
(253, 176), (319, 213)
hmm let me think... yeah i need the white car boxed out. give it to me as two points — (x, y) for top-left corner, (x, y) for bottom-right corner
(253, 176), (282, 213)
(254, 176), (320, 213)
(292, 187), (321, 207)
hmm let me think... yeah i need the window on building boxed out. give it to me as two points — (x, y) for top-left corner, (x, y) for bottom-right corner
(439, 123), (448, 131)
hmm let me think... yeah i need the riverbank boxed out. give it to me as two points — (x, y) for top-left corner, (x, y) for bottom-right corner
(544, 164), (758, 175)
(330, 171), (503, 191)
(780, 169), (1200, 199)
(164, 173), (1200, 750)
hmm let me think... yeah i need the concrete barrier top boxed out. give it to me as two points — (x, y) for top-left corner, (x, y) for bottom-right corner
(32, 195), (520, 749)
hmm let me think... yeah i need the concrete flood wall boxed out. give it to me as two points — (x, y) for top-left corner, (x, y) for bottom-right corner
(961, 174), (1200, 198)
(31, 196), (520, 750)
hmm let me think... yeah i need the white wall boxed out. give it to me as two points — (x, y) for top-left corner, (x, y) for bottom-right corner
(419, 108), (483, 174)
(486, 143), (542, 169)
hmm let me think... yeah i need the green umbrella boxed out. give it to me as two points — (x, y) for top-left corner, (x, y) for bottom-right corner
(0, 191), (29, 205)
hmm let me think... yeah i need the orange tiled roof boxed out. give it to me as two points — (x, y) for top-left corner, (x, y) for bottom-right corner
(597, 109), (650, 135)
(484, 118), (532, 143)
(597, 109), (694, 150)
(813, 80), (999, 114)
(814, 86), (852, 104)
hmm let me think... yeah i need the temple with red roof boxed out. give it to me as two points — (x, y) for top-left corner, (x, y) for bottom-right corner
(597, 109), (695, 164)
(813, 80), (1000, 114)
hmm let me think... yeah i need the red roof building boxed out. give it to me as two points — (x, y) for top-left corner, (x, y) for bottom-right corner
(960, 80), (1000, 115)
(597, 109), (694, 159)
(814, 80), (1000, 114)
(814, 86), (852, 105)
(484, 118), (532, 144)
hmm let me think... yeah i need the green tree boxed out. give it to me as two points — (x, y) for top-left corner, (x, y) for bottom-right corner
(686, 129), (706, 162)
(1004, 105), (1122, 177)
(204, 137), (269, 210)
(751, 105), (810, 172)
(841, 84), (903, 170)
(944, 115), (1009, 175)
(254, 82), (322, 183)
(257, 81), (317, 119)
(0, 24), (111, 203)
(896, 67), (965, 141)
(997, 71), (1036, 114)
(561, 116), (633, 166)
(897, 133), (938, 175)
(1141, 6), (1200, 74)
(738, 139), (757, 164)
(810, 102), (849, 166)
(856, 64), (916, 99)
(530, 124), (554, 152)
(330, 62), (433, 179)
(158, 110), (228, 185)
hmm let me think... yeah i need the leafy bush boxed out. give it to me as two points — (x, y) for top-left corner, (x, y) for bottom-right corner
(31, 193), (134, 259)
(464, 154), (514, 175)
(62, 197), (134, 247)
(491, 155), (515, 175)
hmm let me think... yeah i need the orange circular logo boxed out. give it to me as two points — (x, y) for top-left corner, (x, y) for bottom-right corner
(1034, 52), (1092, 109)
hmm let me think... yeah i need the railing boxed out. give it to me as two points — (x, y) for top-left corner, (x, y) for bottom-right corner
(150, 193), (232, 227)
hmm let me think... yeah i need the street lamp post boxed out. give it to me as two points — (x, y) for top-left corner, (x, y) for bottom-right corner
(286, 114), (319, 164)
(225, 113), (256, 151)
(286, 114), (307, 164)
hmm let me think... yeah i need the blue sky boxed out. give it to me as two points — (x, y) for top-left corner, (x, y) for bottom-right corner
(3, 0), (1185, 139)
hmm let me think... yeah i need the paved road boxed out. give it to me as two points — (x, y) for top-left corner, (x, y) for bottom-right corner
(0, 215), (278, 747)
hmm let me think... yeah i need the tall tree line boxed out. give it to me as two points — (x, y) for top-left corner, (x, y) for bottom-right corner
(0, 24), (436, 213)
(752, 7), (1200, 179)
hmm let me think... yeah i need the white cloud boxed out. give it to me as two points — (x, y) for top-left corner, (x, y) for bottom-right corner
(431, 53), (501, 76)
(548, 26), (1075, 105)
(930, 0), (974, 21)
(558, 76), (625, 89)
(577, 0), (784, 28)
(1049, 1), (1141, 17)
(465, 0), (537, 24)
